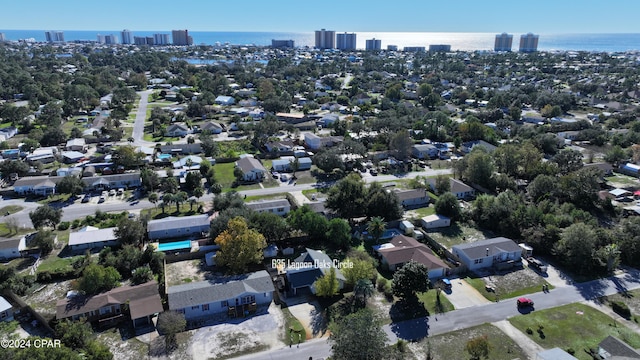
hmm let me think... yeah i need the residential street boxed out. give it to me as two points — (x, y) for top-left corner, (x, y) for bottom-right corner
(131, 89), (153, 146)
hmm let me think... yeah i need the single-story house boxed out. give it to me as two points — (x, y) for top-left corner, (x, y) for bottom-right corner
(235, 156), (266, 182)
(271, 157), (312, 172)
(215, 96), (235, 106)
(160, 143), (202, 155)
(56, 167), (83, 177)
(65, 138), (87, 152)
(13, 176), (60, 196)
(285, 248), (345, 295)
(0, 296), (14, 322)
(265, 140), (295, 153)
(598, 335), (640, 359)
(166, 123), (190, 137)
(246, 199), (291, 216)
(412, 144), (438, 159)
(0, 237), (27, 261)
(374, 235), (449, 279)
(68, 226), (119, 251)
(426, 177), (475, 199)
(609, 188), (632, 200)
(276, 112), (308, 124)
(201, 121), (223, 134)
(56, 281), (163, 328)
(61, 151), (86, 164)
(394, 188), (429, 208)
(304, 133), (343, 150)
(82, 173), (142, 191)
(167, 270), (274, 321)
(452, 237), (523, 271)
(421, 214), (451, 229)
(536, 348), (578, 360)
(147, 214), (210, 240)
(26, 148), (56, 164)
(461, 140), (498, 154)
(172, 155), (203, 170)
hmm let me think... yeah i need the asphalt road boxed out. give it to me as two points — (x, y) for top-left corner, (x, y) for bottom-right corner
(3, 168), (452, 227)
(132, 89), (153, 146)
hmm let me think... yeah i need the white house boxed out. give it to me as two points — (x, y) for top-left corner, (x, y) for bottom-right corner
(166, 123), (190, 137)
(167, 270), (274, 321)
(427, 177), (475, 199)
(246, 199), (291, 216)
(394, 188), (429, 208)
(235, 156), (266, 182)
(421, 214), (451, 229)
(68, 226), (119, 251)
(65, 138), (87, 152)
(412, 144), (438, 159)
(147, 214), (211, 240)
(374, 235), (449, 279)
(0, 296), (14, 322)
(13, 176), (60, 196)
(0, 237), (26, 260)
(214, 96), (235, 106)
(304, 133), (343, 150)
(452, 237), (523, 271)
(201, 121), (223, 134)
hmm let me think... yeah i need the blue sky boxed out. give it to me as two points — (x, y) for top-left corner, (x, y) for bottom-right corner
(1, 0), (638, 33)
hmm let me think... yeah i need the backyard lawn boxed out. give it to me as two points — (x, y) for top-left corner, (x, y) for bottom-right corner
(424, 222), (495, 250)
(214, 162), (237, 188)
(418, 323), (528, 360)
(509, 303), (640, 360)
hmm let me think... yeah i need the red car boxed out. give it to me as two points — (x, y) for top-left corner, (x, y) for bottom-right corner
(517, 297), (534, 308)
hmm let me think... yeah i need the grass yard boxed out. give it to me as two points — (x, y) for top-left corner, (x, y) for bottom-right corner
(0, 205), (23, 215)
(0, 222), (32, 238)
(281, 306), (307, 343)
(599, 289), (640, 321)
(406, 206), (436, 219)
(418, 289), (455, 314)
(36, 193), (72, 205)
(142, 133), (181, 142)
(140, 203), (203, 219)
(418, 323), (528, 360)
(465, 268), (553, 302)
(214, 162), (237, 188)
(606, 173), (639, 187)
(37, 254), (83, 273)
(509, 303), (640, 359)
(244, 193), (288, 202)
(424, 222), (494, 250)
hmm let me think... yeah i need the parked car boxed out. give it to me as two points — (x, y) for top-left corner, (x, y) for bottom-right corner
(272, 172), (280, 179)
(81, 195), (91, 203)
(109, 189), (116, 196)
(117, 188), (124, 196)
(517, 297), (534, 308)
(370, 169), (378, 176)
(98, 195), (106, 203)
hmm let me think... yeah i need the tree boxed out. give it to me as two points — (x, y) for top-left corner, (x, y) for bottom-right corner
(354, 279), (374, 304)
(598, 243), (620, 274)
(40, 126), (67, 146)
(286, 205), (329, 241)
(509, 105), (522, 121)
(326, 218), (352, 248)
(389, 130), (412, 161)
(616, 217), (640, 267)
(55, 175), (84, 196)
(342, 256), (376, 287)
(434, 192), (461, 220)
(554, 223), (598, 275)
(249, 211), (290, 242)
(111, 145), (144, 169)
(148, 192), (159, 207)
(157, 311), (186, 351)
(314, 267), (340, 297)
(552, 149), (583, 175)
(141, 168), (160, 193)
(604, 145), (628, 166)
(77, 264), (121, 295)
(214, 217), (267, 274)
(366, 182), (403, 221)
(83, 340), (114, 360)
(33, 229), (55, 255)
(114, 217), (146, 246)
(131, 266), (153, 284)
(174, 191), (188, 212)
(526, 175), (556, 202)
(462, 147), (494, 188)
(465, 335), (491, 360)
(0, 159), (30, 179)
(29, 205), (62, 229)
(329, 308), (387, 360)
(184, 171), (202, 191)
(392, 261), (429, 301)
(161, 177), (179, 194)
(434, 175), (451, 195)
(55, 319), (93, 350)
(367, 217), (386, 244)
(233, 166), (244, 182)
(326, 173), (366, 220)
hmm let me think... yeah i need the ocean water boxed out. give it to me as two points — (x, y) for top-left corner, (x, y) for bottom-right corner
(1, 30), (640, 52)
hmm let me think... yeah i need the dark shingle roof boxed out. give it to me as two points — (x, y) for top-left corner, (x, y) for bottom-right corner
(236, 157), (266, 173)
(394, 188), (428, 201)
(168, 270), (274, 309)
(378, 235), (449, 271)
(286, 248), (345, 289)
(599, 336), (640, 358)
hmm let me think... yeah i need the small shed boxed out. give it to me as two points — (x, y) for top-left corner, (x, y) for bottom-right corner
(421, 214), (451, 229)
(205, 252), (216, 267)
(399, 220), (415, 235)
(0, 296), (14, 322)
(264, 244), (279, 258)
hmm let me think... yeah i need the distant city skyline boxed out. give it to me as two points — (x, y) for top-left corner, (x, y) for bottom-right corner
(1, 0), (639, 34)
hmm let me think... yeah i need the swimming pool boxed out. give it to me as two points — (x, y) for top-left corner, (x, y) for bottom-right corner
(157, 153), (171, 160)
(156, 240), (192, 252)
(382, 229), (402, 239)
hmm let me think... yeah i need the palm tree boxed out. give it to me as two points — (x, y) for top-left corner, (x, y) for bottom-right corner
(188, 197), (197, 212)
(158, 200), (166, 214)
(367, 216), (386, 244)
(354, 279), (374, 305)
(600, 243), (621, 274)
(174, 191), (188, 213)
(127, 137), (134, 144)
(162, 193), (175, 213)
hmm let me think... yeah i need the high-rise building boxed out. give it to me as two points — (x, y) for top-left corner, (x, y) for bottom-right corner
(365, 38), (382, 51)
(105, 34), (117, 45)
(315, 29), (335, 49)
(172, 29), (192, 46)
(387, 45), (398, 51)
(336, 32), (357, 50)
(121, 29), (132, 45)
(0, 33), (6, 42)
(145, 36), (155, 46)
(494, 33), (513, 52)
(271, 39), (295, 49)
(429, 44), (451, 52)
(45, 31), (65, 43)
(519, 33), (539, 53)
(153, 33), (170, 45)
(133, 36), (147, 46)
(403, 46), (426, 52)
(97, 34), (106, 44)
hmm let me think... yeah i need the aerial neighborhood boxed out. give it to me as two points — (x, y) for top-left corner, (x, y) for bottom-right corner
(2, 28), (640, 360)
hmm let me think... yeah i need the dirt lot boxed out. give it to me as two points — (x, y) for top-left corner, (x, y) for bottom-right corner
(424, 223), (495, 250)
(165, 259), (220, 287)
(474, 266), (550, 301)
(23, 280), (74, 320)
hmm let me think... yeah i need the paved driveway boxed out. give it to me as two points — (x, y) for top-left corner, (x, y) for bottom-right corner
(444, 277), (492, 309)
(287, 299), (326, 338)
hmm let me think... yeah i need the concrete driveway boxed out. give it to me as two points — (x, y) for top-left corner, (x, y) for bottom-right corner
(286, 299), (326, 339)
(444, 277), (492, 309)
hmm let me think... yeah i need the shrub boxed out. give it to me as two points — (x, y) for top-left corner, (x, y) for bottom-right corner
(526, 327), (533, 335)
(71, 219), (81, 229)
(377, 278), (388, 292)
(57, 221), (70, 230)
(566, 348), (575, 355)
(611, 301), (632, 319)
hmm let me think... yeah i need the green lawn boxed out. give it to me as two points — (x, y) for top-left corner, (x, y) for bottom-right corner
(409, 206), (436, 218)
(424, 222), (495, 250)
(509, 303), (640, 359)
(607, 173), (639, 187)
(599, 289), (640, 321)
(214, 162), (237, 188)
(281, 306), (307, 343)
(418, 289), (455, 314)
(36, 193), (72, 205)
(0, 223), (32, 238)
(140, 203), (203, 219)
(0, 205), (23, 215)
(418, 323), (528, 360)
(37, 255), (83, 273)
(142, 133), (181, 142)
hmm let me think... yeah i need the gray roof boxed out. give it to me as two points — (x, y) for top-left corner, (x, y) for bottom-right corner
(413, 144), (436, 151)
(246, 199), (290, 211)
(168, 270), (274, 309)
(14, 176), (63, 188)
(0, 238), (21, 251)
(450, 178), (474, 194)
(599, 336), (640, 358)
(236, 157), (266, 173)
(0, 296), (11, 312)
(536, 348), (579, 360)
(66, 138), (85, 146)
(394, 188), (428, 201)
(68, 227), (117, 247)
(147, 214), (210, 233)
(81, 173), (141, 187)
(286, 248), (345, 289)
(452, 237), (521, 259)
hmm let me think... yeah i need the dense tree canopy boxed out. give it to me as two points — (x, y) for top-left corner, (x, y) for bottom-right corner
(214, 217), (267, 274)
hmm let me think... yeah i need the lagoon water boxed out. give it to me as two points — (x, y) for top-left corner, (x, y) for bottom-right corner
(2, 30), (640, 52)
